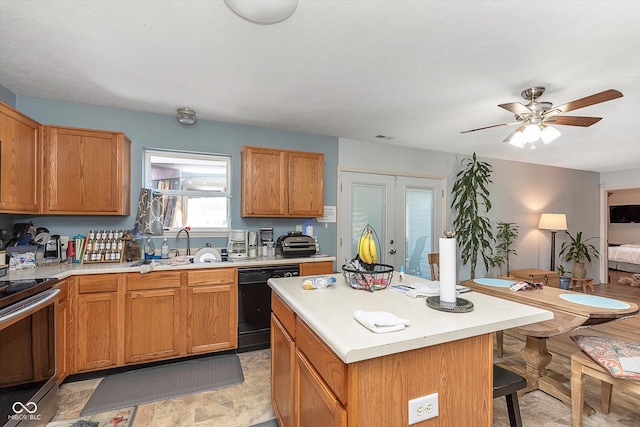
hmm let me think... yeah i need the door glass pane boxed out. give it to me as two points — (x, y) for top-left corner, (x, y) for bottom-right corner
(351, 184), (385, 263)
(405, 187), (434, 279)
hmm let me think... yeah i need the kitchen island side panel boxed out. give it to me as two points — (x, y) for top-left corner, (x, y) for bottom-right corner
(348, 333), (492, 427)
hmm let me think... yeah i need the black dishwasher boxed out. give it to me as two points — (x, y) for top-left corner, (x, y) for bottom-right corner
(237, 265), (299, 352)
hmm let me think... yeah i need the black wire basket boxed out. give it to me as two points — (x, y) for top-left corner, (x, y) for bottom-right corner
(342, 263), (394, 291)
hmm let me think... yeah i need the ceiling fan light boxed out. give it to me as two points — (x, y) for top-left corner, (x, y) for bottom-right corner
(509, 131), (526, 148)
(540, 125), (561, 144)
(523, 123), (541, 142)
(224, 0), (298, 24)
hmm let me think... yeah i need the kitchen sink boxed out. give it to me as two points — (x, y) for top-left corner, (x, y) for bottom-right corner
(129, 258), (194, 267)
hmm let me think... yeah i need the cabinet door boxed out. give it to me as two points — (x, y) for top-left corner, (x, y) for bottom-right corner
(295, 350), (347, 427)
(124, 288), (181, 363)
(186, 269), (238, 353)
(241, 146), (288, 216)
(299, 261), (334, 276)
(186, 284), (237, 353)
(288, 151), (324, 217)
(272, 315), (295, 427)
(75, 292), (119, 372)
(56, 280), (69, 383)
(43, 126), (131, 215)
(0, 102), (40, 213)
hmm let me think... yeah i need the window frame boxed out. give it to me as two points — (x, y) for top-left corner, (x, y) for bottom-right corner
(143, 148), (232, 237)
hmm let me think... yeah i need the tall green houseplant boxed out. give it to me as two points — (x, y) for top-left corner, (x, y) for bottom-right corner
(451, 153), (494, 279)
(494, 222), (519, 276)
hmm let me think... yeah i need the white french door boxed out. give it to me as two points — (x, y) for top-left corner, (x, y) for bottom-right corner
(339, 171), (443, 279)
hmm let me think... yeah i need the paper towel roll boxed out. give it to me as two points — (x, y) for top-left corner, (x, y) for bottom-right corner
(439, 237), (457, 303)
(305, 225), (314, 237)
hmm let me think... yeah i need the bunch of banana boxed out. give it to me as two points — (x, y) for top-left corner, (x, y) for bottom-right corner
(357, 229), (378, 264)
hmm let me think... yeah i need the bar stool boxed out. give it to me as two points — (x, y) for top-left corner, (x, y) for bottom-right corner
(570, 351), (640, 427)
(493, 364), (527, 427)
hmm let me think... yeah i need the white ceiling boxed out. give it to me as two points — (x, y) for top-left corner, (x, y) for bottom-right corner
(1, 1), (638, 172)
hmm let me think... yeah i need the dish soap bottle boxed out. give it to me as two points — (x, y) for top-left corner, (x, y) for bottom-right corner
(144, 237), (156, 260)
(161, 237), (169, 259)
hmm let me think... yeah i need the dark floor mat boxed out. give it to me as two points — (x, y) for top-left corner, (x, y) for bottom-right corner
(80, 354), (243, 416)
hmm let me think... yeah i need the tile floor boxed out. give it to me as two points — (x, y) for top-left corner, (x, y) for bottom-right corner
(49, 338), (640, 427)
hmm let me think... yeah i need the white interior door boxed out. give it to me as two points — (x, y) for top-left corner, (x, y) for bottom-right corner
(340, 171), (443, 279)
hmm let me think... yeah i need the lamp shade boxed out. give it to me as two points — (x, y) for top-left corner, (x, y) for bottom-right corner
(538, 213), (567, 231)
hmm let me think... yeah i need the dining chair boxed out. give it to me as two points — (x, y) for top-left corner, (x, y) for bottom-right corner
(570, 351), (640, 427)
(427, 252), (439, 280)
(407, 236), (427, 275)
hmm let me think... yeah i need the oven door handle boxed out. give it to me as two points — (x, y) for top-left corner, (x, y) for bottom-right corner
(0, 288), (60, 327)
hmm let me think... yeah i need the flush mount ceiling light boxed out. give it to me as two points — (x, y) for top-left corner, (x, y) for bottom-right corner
(224, 0), (298, 24)
(177, 108), (197, 125)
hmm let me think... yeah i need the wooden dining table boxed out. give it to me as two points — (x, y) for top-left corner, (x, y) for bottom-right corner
(463, 278), (639, 414)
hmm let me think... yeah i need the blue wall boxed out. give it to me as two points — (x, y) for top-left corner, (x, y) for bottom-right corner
(8, 94), (339, 257)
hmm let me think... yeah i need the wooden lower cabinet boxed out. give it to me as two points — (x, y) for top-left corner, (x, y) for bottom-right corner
(70, 268), (238, 375)
(271, 315), (295, 427)
(295, 350), (347, 427)
(75, 288), (119, 372)
(186, 269), (238, 353)
(56, 279), (69, 383)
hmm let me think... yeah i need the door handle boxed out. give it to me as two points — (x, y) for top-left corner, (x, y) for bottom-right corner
(389, 249), (396, 254)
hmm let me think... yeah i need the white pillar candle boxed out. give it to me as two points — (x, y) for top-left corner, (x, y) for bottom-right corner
(439, 237), (457, 303)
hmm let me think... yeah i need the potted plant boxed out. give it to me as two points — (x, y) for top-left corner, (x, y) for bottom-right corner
(559, 231), (600, 279)
(556, 264), (571, 289)
(451, 153), (494, 279)
(494, 222), (519, 277)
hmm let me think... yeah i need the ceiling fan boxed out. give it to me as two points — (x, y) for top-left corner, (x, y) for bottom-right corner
(461, 87), (623, 148)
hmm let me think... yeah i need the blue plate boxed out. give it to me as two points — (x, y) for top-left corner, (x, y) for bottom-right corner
(473, 278), (515, 287)
(559, 293), (630, 309)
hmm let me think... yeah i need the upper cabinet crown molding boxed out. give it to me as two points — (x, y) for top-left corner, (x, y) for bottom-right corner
(241, 146), (324, 218)
(42, 125), (131, 215)
(0, 101), (41, 213)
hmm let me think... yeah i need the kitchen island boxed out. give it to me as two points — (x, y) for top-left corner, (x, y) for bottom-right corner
(268, 274), (552, 427)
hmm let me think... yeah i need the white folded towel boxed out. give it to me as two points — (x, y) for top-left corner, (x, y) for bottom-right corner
(353, 310), (410, 333)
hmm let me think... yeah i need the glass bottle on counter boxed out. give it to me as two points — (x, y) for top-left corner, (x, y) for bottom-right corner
(161, 237), (169, 259)
(144, 237), (155, 259)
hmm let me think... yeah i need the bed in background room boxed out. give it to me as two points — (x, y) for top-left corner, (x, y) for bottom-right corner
(608, 244), (640, 273)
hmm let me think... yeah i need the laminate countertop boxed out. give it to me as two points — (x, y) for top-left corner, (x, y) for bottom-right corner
(2, 255), (336, 281)
(268, 273), (553, 363)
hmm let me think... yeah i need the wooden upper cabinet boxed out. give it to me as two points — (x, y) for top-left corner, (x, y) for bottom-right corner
(42, 126), (131, 215)
(241, 146), (324, 217)
(0, 102), (41, 213)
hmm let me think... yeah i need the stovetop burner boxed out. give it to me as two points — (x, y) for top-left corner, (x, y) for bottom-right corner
(0, 278), (59, 310)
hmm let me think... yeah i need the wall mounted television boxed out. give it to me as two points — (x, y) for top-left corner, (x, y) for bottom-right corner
(609, 205), (640, 223)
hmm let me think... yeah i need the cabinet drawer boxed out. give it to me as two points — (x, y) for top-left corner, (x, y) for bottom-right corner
(77, 275), (118, 293)
(300, 261), (333, 276)
(272, 293), (296, 339)
(296, 318), (348, 405)
(187, 268), (237, 286)
(125, 271), (182, 291)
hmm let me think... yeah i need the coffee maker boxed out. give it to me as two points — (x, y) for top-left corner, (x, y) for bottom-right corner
(44, 235), (62, 259)
(227, 230), (248, 259)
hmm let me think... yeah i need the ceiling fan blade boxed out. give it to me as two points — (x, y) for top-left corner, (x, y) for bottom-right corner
(502, 125), (525, 143)
(552, 89), (623, 114)
(545, 116), (602, 127)
(461, 121), (520, 134)
(498, 102), (533, 116)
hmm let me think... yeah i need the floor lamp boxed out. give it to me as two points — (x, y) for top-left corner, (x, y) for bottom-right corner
(538, 213), (568, 272)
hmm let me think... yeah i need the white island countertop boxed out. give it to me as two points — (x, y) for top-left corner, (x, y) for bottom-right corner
(268, 273), (553, 364)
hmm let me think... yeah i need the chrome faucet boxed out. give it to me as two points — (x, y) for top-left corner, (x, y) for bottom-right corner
(176, 228), (191, 256)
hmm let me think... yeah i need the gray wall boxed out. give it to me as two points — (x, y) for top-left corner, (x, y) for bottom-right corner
(339, 138), (602, 281)
(9, 95), (339, 257)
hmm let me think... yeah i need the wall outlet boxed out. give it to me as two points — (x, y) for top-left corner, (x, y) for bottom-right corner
(295, 225), (302, 232)
(408, 392), (438, 424)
